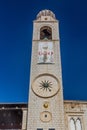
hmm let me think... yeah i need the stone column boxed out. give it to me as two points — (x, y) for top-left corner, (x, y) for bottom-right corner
(83, 106), (87, 130)
(22, 109), (27, 130)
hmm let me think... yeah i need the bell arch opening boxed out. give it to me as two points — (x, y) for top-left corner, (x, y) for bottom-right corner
(40, 26), (52, 40)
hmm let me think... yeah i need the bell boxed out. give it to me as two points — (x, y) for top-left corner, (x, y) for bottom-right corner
(43, 103), (48, 108)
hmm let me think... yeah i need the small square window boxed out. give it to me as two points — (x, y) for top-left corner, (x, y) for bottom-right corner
(37, 128), (43, 130)
(49, 128), (55, 130)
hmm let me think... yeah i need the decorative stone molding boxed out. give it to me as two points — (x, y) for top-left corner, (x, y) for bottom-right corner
(37, 10), (56, 19)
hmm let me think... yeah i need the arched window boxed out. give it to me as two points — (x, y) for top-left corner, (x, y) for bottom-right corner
(70, 118), (75, 130)
(76, 118), (82, 130)
(40, 26), (52, 40)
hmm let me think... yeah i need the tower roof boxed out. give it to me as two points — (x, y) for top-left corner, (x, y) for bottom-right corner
(36, 9), (56, 19)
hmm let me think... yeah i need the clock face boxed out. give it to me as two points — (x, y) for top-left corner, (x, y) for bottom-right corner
(32, 74), (60, 98)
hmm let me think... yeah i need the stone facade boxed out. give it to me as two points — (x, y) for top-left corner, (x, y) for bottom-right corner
(27, 9), (65, 130)
(64, 100), (87, 130)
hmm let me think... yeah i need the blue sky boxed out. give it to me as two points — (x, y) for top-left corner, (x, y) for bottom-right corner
(0, 0), (87, 103)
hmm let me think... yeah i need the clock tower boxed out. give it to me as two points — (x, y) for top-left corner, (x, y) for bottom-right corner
(27, 10), (65, 130)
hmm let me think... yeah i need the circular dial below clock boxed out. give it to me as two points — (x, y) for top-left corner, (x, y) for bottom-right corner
(40, 111), (52, 122)
(32, 74), (60, 98)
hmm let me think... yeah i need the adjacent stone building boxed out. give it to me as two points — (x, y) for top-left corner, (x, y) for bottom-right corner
(0, 10), (87, 130)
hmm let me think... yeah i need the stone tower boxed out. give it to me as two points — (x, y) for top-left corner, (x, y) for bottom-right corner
(27, 10), (65, 130)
